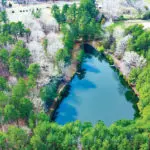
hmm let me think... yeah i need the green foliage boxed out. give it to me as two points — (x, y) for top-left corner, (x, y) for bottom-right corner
(32, 9), (42, 18)
(10, 22), (25, 38)
(66, 4), (77, 23)
(51, 5), (62, 24)
(80, 0), (98, 18)
(0, 11), (8, 23)
(12, 78), (28, 100)
(11, 40), (30, 64)
(1, 3), (150, 150)
(117, 15), (126, 21)
(27, 75), (36, 89)
(40, 80), (58, 102)
(97, 45), (104, 53)
(135, 66), (150, 110)
(134, 31), (150, 52)
(18, 98), (33, 119)
(143, 11), (150, 20)
(0, 76), (8, 90)
(125, 24), (150, 55)
(52, 0), (101, 41)
(55, 48), (70, 64)
(125, 24), (144, 38)
(0, 132), (7, 149)
(0, 91), (9, 107)
(76, 49), (85, 63)
(28, 112), (49, 129)
(4, 104), (19, 122)
(63, 30), (75, 50)
(0, 33), (13, 47)
(52, 0), (102, 66)
(0, 48), (9, 63)
(27, 63), (40, 78)
(128, 68), (141, 84)
(42, 38), (48, 54)
(9, 57), (26, 76)
(105, 55), (114, 65)
(7, 126), (28, 149)
(8, 40), (30, 76)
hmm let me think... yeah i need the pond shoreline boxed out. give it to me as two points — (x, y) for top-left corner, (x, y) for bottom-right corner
(105, 52), (139, 97)
(48, 42), (139, 121)
(47, 43), (81, 119)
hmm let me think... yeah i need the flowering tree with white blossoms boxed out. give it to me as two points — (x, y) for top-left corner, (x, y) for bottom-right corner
(122, 51), (146, 72)
(115, 35), (132, 58)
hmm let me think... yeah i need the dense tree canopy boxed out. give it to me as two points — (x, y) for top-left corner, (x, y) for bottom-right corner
(0, 2), (150, 150)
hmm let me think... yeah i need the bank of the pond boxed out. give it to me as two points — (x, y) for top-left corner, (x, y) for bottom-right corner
(105, 52), (139, 97)
(47, 44), (81, 118)
(48, 43), (139, 125)
(54, 45), (139, 125)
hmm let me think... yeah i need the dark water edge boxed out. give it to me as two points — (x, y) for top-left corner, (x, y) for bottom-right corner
(53, 44), (139, 126)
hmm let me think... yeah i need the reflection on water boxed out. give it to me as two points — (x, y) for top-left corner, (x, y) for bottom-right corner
(54, 48), (139, 126)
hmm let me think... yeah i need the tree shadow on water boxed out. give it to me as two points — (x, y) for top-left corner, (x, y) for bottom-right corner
(53, 102), (78, 125)
(83, 64), (100, 73)
(125, 90), (140, 118)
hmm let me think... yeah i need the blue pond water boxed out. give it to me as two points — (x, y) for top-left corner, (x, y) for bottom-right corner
(54, 55), (137, 126)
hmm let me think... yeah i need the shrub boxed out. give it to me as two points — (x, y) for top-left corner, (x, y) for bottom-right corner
(97, 45), (104, 53)
(0, 76), (8, 90)
(27, 64), (40, 78)
(128, 68), (141, 84)
(40, 80), (59, 102)
(143, 11), (150, 20)
(76, 49), (85, 63)
(0, 49), (9, 63)
(32, 9), (41, 18)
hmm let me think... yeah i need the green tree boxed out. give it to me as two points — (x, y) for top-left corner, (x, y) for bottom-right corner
(76, 49), (85, 63)
(128, 68), (141, 84)
(66, 4), (77, 23)
(80, 0), (98, 18)
(0, 76), (8, 90)
(4, 105), (19, 122)
(0, 91), (9, 107)
(42, 38), (48, 54)
(17, 21), (25, 36)
(27, 75), (36, 89)
(12, 78), (28, 101)
(63, 30), (74, 49)
(7, 126), (28, 149)
(0, 34), (13, 47)
(11, 40), (30, 65)
(55, 48), (70, 63)
(0, 11), (8, 23)
(30, 121), (51, 149)
(9, 57), (26, 76)
(135, 31), (150, 53)
(10, 22), (19, 39)
(51, 5), (61, 24)
(0, 48), (9, 63)
(40, 82), (57, 102)
(0, 132), (7, 150)
(27, 63), (40, 78)
(18, 98), (33, 119)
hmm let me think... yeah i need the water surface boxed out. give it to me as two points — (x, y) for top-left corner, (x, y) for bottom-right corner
(54, 53), (138, 126)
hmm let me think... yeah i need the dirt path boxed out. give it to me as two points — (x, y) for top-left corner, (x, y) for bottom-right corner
(124, 20), (150, 29)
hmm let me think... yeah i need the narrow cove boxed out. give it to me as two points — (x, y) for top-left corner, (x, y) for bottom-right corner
(54, 46), (139, 126)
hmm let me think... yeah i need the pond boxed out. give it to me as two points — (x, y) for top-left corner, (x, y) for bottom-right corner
(54, 45), (138, 126)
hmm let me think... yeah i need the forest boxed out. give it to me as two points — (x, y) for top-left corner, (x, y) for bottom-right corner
(0, 0), (150, 149)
